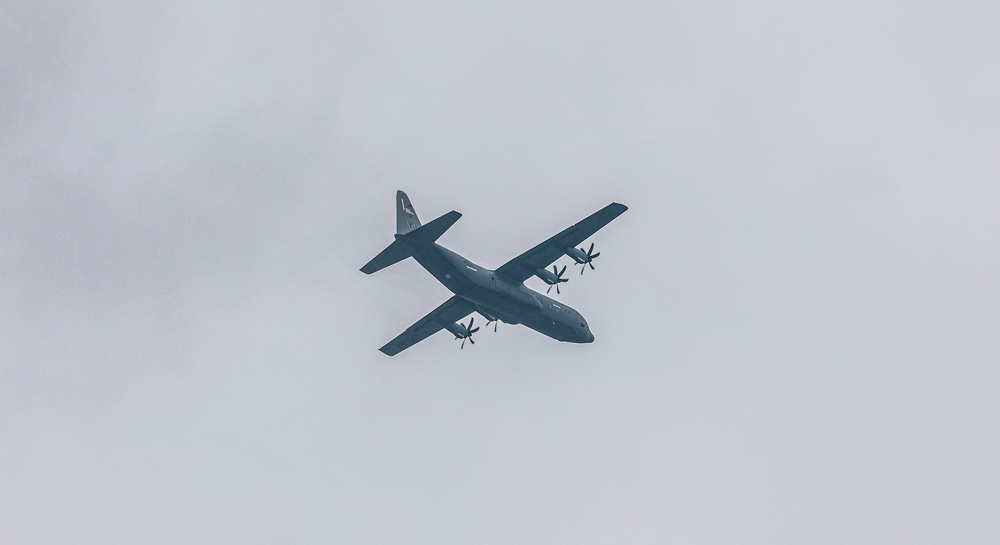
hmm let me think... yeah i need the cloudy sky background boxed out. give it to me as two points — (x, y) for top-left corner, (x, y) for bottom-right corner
(2, 1), (999, 543)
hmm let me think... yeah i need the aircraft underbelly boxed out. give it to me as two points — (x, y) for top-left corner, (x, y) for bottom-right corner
(462, 288), (534, 320)
(412, 244), (583, 343)
(464, 289), (579, 342)
(518, 312), (578, 342)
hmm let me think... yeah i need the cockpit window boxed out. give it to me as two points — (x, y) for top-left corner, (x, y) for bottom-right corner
(580, 322), (586, 328)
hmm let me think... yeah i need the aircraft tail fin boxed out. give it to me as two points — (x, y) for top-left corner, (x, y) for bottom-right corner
(397, 190), (420, 235)
(361, 192), (461, 274)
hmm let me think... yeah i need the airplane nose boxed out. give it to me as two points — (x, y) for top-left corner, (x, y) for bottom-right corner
(583, 330), (594, 343)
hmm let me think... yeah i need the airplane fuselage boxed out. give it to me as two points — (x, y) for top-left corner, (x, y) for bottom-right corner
(398, 234), (594, 343)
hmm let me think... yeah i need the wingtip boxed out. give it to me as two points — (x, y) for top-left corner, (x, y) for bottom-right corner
(605, 202), (628, 215)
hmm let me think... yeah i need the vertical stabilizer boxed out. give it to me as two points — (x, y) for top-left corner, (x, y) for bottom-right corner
(397, 190), (421, 234)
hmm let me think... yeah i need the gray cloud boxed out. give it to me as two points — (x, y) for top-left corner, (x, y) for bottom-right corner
(2, 1), (999, 544)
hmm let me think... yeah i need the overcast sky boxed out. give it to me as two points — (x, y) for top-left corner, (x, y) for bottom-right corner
(2, 1), (999, 544)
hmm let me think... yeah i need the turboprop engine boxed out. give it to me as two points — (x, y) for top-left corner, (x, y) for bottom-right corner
(566, 242), (601, 274)
(535, 265), (569, 294)
(444, 318), (479, 349)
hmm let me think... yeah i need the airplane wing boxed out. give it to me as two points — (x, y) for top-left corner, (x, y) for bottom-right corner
(494, 202), (628, 284)
(379, 295), (477, 356)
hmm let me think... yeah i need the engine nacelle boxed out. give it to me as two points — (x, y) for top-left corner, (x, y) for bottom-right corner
(444, 321), (467, 338)
(535, 268), (561, 285)
(566, 246), (588, 264)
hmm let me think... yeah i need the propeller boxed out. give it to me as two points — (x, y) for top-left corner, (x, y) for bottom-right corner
(575, 242), (601, 274)
(454, 317), (480, 349)
(485, 318), (499, 332)
(480, 311), (500, 332)
(546, 264), (569, 294)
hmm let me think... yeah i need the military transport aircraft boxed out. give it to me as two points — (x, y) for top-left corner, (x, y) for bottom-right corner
(361, 191), (628, 356)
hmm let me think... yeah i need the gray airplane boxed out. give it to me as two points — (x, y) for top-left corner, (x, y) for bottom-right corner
(361, 191), (628, 356)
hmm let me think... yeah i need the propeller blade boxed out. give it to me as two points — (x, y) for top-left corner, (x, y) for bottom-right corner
(547, 284), (554, 293)
(591, 252), (600, 259)
(461, 337), (466, 349)
(484, 316), (499, 332)
(555, 284), (561, 294)
(589, 262), (595, 270)
(588, 242), (595, 255)
(469, 337), (475, 345)
(558, 265), (567, 276)
(469, 327), (479, 334)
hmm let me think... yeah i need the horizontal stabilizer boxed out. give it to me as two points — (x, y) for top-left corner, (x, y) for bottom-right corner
(360, 239), (411, 274)
(402, 210), (461, 243)
(360, 209), (459, 275)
